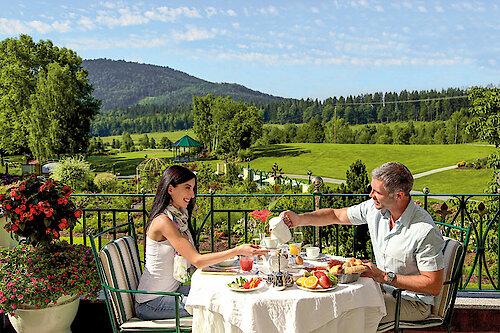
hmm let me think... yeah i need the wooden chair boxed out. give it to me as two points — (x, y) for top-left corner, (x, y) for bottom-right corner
(89, 221), (192, 333)
(377, 222), (472, 333)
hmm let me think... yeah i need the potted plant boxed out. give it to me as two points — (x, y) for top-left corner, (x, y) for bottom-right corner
(0, 175), (101, 333)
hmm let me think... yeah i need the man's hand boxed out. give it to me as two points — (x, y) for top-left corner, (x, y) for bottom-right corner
(279, 210), (300, 228)
(361, 262), (386, 284)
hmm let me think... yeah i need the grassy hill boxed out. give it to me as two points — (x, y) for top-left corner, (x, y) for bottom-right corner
(82, 59), (282, 110)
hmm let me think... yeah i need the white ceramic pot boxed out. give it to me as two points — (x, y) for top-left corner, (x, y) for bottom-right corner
(8, 295), (80, 333)
(0, 217), (18, 248)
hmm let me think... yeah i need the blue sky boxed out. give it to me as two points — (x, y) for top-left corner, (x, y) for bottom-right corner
(1, 0), (498, 100)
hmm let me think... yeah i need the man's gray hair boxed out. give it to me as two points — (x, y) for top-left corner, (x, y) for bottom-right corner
(371, 162), (413, 196)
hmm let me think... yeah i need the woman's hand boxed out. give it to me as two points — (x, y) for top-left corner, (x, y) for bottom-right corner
(280, 210), (300, 228)
(236, 244), (269, 257)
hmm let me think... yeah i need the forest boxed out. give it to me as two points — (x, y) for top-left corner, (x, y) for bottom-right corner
(90, 87), (470, 139)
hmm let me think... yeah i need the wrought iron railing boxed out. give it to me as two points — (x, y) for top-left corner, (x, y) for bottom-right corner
(71, 191), (500, 292)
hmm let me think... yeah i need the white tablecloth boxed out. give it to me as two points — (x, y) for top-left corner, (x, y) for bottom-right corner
(185, 269), (386, 333)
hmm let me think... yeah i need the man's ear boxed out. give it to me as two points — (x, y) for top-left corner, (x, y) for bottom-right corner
(167, 184), (173, 195)
(395, 191), (405, 200)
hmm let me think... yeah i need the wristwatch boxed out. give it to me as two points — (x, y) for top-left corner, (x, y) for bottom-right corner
(386, 272), (396, 285)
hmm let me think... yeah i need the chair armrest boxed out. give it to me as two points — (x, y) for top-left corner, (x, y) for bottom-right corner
(101, 283), (185, 299)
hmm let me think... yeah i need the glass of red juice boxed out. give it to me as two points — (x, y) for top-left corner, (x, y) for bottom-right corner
(239, 256), (253, 272)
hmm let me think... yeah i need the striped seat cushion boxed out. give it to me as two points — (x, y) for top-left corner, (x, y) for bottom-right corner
(432, 237), (462, 318)
(100, 236), (142, 325)
(378, 315), (444, 332)
(121, 316), (193, 330)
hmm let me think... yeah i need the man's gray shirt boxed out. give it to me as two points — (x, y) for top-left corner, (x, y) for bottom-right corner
(347, 198), (445, 305)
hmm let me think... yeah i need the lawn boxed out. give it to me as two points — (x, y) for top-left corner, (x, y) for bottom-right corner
(413, 168), (494, 194)
(88, 150), (174, 174)
(250, 143), (495, 179)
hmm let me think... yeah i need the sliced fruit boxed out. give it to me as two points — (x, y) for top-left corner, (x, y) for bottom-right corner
(326, 273), (338, 285)
(318, 275), (332, 288)
(313, 270), (327, 279)
(303, 276), (319, 289)
(296, 277), (306, 287)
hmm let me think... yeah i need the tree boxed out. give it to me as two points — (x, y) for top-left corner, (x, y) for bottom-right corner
(139, 133), (149, 149)
(192, 94), (263, 157)
(466, 87), (500, 147)
(192, 94), (215, 150)
(0, 35), (100, 160)
(160, 136), (172, 149)
(120, 131), (134, 152)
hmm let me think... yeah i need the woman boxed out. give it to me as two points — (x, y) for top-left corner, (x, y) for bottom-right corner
(135, 165), (267, 320)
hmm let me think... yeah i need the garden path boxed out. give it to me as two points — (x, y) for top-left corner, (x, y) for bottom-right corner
(284, 164), (458, 185)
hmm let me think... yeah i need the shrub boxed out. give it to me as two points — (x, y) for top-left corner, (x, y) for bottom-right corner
(51, 156), (94, 191)
(94, 173), (118, 192)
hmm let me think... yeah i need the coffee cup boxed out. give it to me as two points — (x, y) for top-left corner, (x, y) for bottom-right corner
(263, 237), (278, 249)
(269, 217), (292, 243)
(306, 246), (320, 258)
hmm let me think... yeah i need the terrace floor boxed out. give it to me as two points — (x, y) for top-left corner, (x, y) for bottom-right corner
(1, 294), (499, 333)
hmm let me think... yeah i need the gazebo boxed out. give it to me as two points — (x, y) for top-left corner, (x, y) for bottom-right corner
(172, 135), (202, 161)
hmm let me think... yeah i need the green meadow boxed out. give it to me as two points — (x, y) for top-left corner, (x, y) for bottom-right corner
(250, 143), (495, 179)
(94, 132), (497, 193)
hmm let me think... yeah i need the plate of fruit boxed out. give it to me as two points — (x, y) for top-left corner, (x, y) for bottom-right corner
(227, 276), (265, 292)
(295, 270), (337, 292)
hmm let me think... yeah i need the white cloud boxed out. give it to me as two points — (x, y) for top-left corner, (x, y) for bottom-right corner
(28, 20), (52, 33)
(237, 44), (248, 49)
(375, 5), (384, 12)
(315, 19), (323, 26)
(97, 8), (149, 27)
(78, 16), (94, 30)
(232, 22), (240, 29)
(172, 25), (217, 42)
(226, 9), (237, 17)
(145, 7), (201, 23)
(65, 35), (170, 50)
(456, 25), (464, 31)
(260, 6), (278, 15)
(402, 26), (410, 33)
(52, 20), (71, 33)
(311, 7), (319, 13)
(101, 2), (116, 9)
(435, 6), (444, 13)
(418, 6), (427, 13)
(205, 7), (217, 17)
(0, 18), (31, 34)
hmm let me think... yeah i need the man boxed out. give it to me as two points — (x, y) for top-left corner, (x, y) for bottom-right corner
(280, 162), (445, 323)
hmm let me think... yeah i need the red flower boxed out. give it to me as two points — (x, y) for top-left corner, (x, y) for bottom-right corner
(249, 210), (272, 224)
(74, 210), (82, 218)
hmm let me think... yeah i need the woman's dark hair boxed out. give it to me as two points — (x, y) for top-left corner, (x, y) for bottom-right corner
(145, 165), (197, 239)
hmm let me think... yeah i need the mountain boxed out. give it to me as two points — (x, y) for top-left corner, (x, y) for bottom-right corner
(82, 59), (282, 110)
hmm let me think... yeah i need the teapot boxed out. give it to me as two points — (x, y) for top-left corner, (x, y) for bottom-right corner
(262, 250), (288, 273)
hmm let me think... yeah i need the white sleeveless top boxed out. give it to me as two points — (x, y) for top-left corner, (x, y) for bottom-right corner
(135, 210), (193, 303)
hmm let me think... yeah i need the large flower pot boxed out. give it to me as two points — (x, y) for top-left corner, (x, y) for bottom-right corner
(7, 295), (80, 333)
(0, 217), (18, 248)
